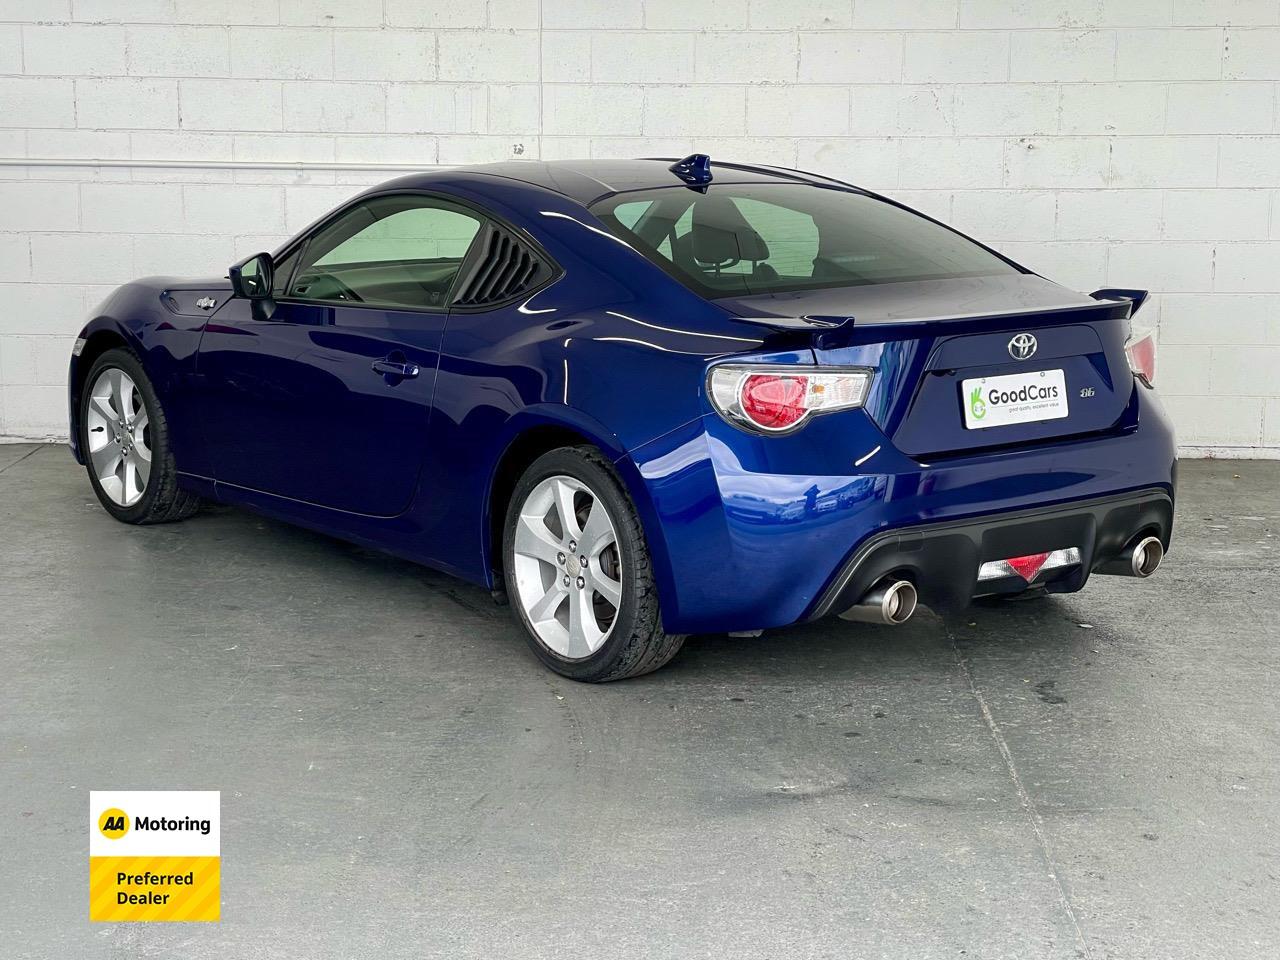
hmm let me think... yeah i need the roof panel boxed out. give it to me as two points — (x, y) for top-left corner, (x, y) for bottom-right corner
(461, 158), (800, 204)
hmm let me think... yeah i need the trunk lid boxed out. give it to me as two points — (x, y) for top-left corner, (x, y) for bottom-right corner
(719, 275), (1139, 458)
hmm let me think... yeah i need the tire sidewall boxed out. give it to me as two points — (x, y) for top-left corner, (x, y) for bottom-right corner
(80, 348), (166, 523)
(503, 448), (652, 681)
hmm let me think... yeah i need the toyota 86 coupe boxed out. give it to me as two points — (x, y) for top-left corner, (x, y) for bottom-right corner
(68, 155), (1175, 681)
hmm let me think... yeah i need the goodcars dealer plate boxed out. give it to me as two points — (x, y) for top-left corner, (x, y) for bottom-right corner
(962, 369), (1068, 429)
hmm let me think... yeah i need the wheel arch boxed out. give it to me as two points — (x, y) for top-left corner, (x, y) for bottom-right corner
(68, 324), (138, 465)
(482, 409), (677, 627)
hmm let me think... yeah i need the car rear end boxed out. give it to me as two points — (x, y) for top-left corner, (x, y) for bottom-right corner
(680, 318), (1174, 631)
(591, 171), (1175, 634)
(796, 293), (1170, 618)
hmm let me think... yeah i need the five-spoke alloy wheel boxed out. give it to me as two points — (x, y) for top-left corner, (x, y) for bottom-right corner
(85, 366), (151, 507)
(511, 474), (624, 659)
(503, 446), (685, 682)
(79, 348), (201, 524)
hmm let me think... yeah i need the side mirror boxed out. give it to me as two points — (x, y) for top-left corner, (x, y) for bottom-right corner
(229, 252), (274, 300)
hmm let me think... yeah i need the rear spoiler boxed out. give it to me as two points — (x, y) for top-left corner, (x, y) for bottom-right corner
(727, 288), (1149, 349)
(1089, 287), (1149, 315)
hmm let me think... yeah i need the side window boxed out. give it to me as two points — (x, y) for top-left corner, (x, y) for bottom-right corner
(287, 196), (482, 310)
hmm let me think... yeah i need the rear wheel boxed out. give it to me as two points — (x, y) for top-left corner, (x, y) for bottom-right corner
(503, 446), (684, 682)
(80, 348), (201, 524)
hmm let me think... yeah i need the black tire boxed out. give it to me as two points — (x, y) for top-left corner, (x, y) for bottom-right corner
(80, 347), (201, 524)
(503, 446), (685, 682)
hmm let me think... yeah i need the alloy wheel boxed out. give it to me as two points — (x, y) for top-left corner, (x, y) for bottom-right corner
(511, 475), (623, 659)
(85, 367), (151, 507)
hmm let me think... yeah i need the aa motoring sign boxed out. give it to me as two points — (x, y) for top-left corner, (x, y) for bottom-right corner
(89, 791), (220, 922)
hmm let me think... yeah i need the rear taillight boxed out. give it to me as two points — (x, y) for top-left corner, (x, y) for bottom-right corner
(1125, 327), (1157, 387)
(708, 364), (873, 434)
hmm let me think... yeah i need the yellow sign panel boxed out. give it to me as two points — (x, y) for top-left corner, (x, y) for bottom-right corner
(89, 791), (220, 923)
(89, 856), (221, 922)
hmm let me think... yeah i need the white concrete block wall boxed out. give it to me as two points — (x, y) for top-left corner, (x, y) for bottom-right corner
(0, 0), (1277, 457)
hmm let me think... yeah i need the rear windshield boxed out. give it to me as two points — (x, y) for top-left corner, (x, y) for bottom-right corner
(590, 183), (1019, 298)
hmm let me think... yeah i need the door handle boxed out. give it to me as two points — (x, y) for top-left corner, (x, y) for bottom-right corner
(371, 358), (420, 379)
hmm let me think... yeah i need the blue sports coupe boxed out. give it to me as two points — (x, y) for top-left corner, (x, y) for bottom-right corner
(69, 155), (1175, 681)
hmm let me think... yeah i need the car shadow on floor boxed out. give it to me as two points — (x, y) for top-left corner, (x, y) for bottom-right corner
(188, 501), (1108, 685)
(668, 600), (1090, 680)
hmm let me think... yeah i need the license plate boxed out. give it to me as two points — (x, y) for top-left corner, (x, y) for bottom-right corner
(962, 369), (1068, 429)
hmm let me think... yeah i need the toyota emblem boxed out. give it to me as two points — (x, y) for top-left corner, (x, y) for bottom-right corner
(1008, 333), (1037, 360)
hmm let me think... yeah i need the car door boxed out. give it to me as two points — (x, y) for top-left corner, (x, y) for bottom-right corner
(196, 194), (484, 517)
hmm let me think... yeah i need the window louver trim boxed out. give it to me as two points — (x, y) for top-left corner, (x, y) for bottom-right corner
(452, 223), (550, 306)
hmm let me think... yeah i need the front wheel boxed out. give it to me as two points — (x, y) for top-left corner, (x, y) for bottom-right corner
(80, 348), (201, 524)
(503, 446), (685, 682)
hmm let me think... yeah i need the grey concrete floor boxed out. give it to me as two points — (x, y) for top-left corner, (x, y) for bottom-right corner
(1, 443), (1277, 959)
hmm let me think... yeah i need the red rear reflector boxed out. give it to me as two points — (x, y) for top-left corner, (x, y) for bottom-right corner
(1005, 553), (1051, 581)
(978, 547), (1082, 583)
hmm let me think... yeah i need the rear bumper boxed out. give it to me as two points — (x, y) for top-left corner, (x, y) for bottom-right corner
(626, 383), (1177, 635)
(805, 487), (1172, 620)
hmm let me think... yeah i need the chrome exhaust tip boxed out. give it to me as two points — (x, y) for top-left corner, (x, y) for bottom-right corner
(839, 579), (918, 625)
(1098, 535), (1164, 578)
(1129, 536), (1164, 577)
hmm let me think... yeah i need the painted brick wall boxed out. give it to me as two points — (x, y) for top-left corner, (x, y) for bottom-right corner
(1, 0), (1278, 455)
